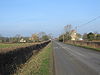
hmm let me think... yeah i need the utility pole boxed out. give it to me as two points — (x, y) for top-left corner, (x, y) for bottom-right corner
(63, 34), (64, 43)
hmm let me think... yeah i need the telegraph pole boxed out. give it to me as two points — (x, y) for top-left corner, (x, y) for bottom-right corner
(63, 34), (64, 43)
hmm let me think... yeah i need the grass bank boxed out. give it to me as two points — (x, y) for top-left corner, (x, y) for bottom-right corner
(14, 43), (53, 75)
(65, 43), (100, 51)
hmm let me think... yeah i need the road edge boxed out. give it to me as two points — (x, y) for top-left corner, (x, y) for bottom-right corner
(52, 41), (56, 75)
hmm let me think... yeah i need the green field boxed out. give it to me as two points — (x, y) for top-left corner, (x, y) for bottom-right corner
(14, 43), (53, 75)
(0, 43), (22, 48)
(0, 43), (36, 48)
(0, 43), (36, 53)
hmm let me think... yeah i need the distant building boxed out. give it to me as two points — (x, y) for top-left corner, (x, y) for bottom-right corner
(79, 38), (83, 41)
(70, 30), (77, 40)
(20, 38), (26, 43)
(29, 33), (39, 42)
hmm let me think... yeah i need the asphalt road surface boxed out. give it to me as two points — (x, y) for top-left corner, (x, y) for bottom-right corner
(53, 41), (100, 75)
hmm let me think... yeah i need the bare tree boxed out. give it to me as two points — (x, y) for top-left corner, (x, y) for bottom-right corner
(62, 24), (72, 42)
(30, 33), (39, 42)
(38, 32), (46, 38)
(64, 24), (72, 33)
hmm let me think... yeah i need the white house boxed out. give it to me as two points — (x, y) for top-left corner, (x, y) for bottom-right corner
(20, 38), (26, 43)
(70, 30), (77, 40)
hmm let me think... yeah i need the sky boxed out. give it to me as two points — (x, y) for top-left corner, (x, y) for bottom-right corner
(0, 0), (100, 37)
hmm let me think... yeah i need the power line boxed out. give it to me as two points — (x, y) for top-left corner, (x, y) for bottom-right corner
(78, 16), (100, 27)
(76, 16), (100, 33)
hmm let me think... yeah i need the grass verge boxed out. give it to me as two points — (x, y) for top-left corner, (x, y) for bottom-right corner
(14, 43), (53, 75)
(65, 43), (100, 51)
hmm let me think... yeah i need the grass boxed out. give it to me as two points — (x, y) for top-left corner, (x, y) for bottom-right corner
(14, 43), (53, 75)
(0, 43), (22, 48)
(0, 43), (35, 48)
(0, 43), (40, 53)
(79, 45), (100, 51)
(65, 43), (100, 51)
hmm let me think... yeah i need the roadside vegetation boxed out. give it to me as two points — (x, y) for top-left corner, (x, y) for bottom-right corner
(65, 42), (100, 51)
(0, 41), (50, 75)
(14, 43), (53, 75)
(58, 25), (100, 51)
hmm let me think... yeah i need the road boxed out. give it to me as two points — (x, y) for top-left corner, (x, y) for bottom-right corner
(53, 41), (100, 75)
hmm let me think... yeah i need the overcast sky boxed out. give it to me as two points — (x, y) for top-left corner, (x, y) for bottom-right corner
(0, 0), (100, 37)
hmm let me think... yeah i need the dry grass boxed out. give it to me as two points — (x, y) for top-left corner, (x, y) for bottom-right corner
(65, 41), (100, 51)
(65, 42), (100, 51)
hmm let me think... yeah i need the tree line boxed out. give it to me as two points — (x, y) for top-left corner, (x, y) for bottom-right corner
(83, 32), (100, 41)
(58, 25), (100, 42)
(0, 32), (51, 43)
